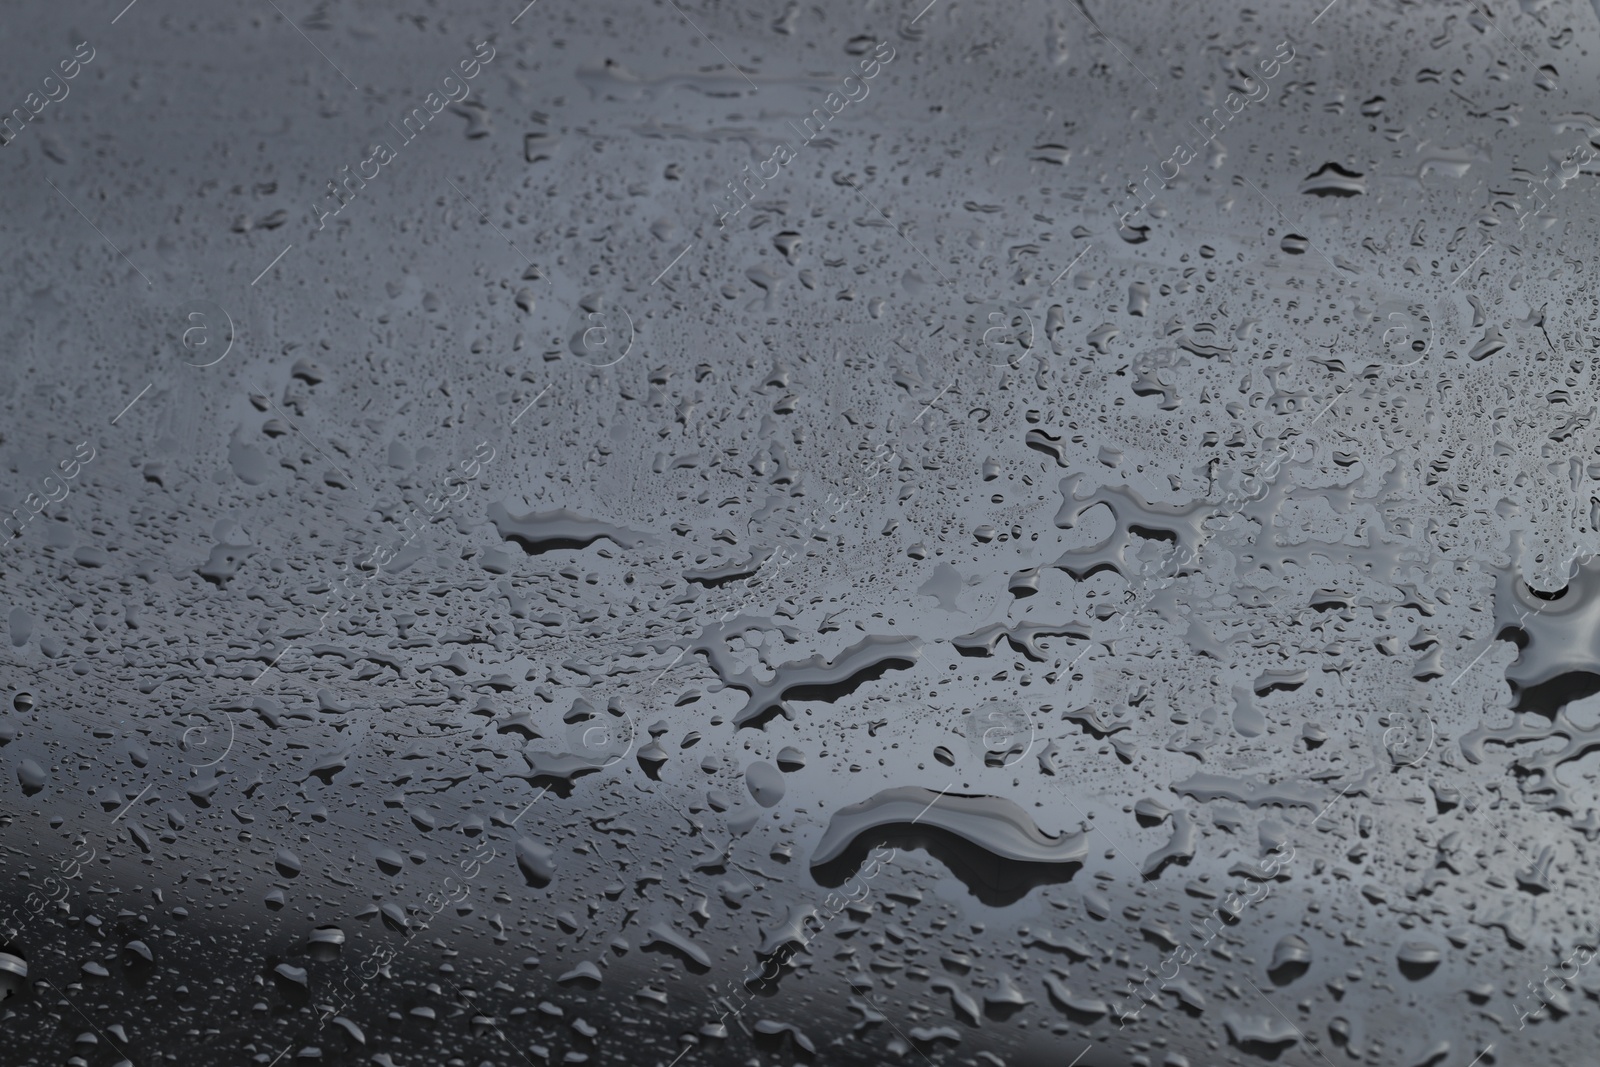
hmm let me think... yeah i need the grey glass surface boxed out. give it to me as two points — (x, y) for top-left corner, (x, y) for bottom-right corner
(3, 1), (1600, 1064)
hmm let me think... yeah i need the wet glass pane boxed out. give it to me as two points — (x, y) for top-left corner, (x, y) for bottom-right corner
(1, 1), (1597, 1064)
